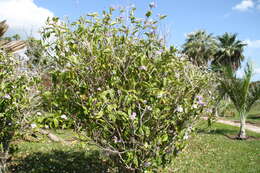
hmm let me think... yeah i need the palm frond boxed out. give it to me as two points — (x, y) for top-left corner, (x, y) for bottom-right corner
(213, 33), (246, 71)
(0, 20), (8, 38)
(219, 63), (259, 113)
(246, 81), (260, 112)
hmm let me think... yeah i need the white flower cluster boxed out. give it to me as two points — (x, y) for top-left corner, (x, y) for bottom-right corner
(60, 114), (68, 120)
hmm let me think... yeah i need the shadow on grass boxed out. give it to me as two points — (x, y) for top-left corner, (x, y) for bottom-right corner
(197, 125), (260, 141)
(197, 126), (237, 136)
(248, 115), (260, 120)
(9, 150), (110, 173)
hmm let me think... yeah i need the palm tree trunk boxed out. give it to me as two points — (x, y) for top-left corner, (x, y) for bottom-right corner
(238, 112), (247, 139)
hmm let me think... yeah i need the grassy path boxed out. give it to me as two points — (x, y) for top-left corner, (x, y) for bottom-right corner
(217, 118), (260, 133)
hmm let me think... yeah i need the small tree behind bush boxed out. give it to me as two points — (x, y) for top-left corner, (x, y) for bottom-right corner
(41, 6), (215, 171)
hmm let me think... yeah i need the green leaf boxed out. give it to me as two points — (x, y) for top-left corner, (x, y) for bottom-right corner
(145, 11), (152, 18)
(161, 134), (168, 142)
(159, 15), (167, 20)
(95, 111), (104, 119)
(53, 118), (59, 128)
(107, 104), (117, 111)
(108, 113), (116, 122)
(133, 157), (139, 167)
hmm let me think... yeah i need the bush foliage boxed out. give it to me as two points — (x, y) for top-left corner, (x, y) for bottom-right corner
(0, 51), (30, 172)
(40, 7), (215, 171)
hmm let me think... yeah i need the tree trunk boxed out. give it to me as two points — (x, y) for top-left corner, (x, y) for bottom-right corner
(0, 150), (9, 173)
(238, 113), (247, 139)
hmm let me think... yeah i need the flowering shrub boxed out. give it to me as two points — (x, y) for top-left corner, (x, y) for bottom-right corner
(41, 6), (214, 171)
(0, 51), (29, 172)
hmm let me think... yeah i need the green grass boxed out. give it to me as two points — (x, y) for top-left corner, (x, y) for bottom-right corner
(7, 122), (260, 173)
(169, 123), (260, 173)
(9, 130), (111, 173)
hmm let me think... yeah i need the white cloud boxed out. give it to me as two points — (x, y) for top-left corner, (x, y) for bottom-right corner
(245, 40), (260, 48)
(232, 0), (254, 11)
(0, 0), (54, 38)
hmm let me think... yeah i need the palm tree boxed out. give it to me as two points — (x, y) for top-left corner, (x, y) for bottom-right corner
(182, 30), (217, 66)
(220, 63), (260, 139)
(212, 33), (246, 71)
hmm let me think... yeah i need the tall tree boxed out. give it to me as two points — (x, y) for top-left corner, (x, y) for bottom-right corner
(212, 33), (246, 71)
(220, 63), (260, 139)
(182, 30), (217, 66)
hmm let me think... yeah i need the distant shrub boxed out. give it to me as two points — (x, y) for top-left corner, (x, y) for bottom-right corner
(41, 6), (214, 172)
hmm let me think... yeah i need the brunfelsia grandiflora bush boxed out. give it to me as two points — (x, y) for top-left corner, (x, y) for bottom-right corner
(40, 6), (214, 171)
(0, 51), (29, 172)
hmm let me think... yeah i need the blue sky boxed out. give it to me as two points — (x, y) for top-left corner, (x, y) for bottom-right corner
(0, 0), (259, 80)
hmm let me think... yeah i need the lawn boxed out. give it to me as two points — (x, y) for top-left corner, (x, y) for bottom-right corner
(8, 122), (260, 173)
(169, 123), (260, 173)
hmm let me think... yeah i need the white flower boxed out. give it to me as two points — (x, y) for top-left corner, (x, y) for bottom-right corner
(31, 123), (37, 129)
(192, 104), (198, 109)
(157, 93), (164, 98)
(144, 162), (151, 167)
(130, 112), (137, 120)
(206, 109), (213, 113)
(183, 133), (189, 140)
(8, 123), (12, 126)
(155, 50), (162, 56)
(179, 56), (186, 61)
(60, 114), (68, 120)
(147, 106), (152, 111)
(65, 63), (71, 68)
(176, 105), (183, 113)
(97, 87), (102, 91)
(60, 69), (67, 73)
(3, 94), (11, 99)
(113, 136), (118, 143)
(36, 112), (42, 116)
(113, 136), (122, 143)
(139, 66), (147, 71)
